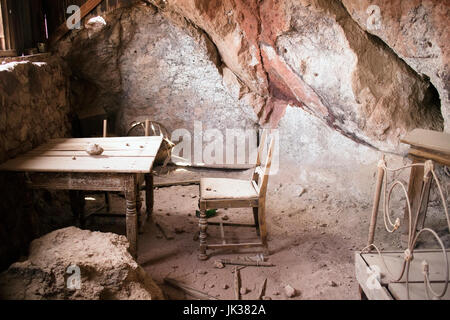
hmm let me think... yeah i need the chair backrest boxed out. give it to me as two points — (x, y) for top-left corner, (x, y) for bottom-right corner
(251, 129), (275, 200)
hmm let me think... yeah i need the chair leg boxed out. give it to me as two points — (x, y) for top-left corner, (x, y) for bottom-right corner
(253, 207), (260, 236)
(258, 203), (269, 255)
(198, 209), (208, 260)
(104, 192), (110, 213)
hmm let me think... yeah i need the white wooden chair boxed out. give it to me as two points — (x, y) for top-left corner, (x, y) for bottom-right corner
(197, 130), (275, 260)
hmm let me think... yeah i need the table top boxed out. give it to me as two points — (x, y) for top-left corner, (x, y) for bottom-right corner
(400, 128), (450, 155)
(0, 136), (163, 173)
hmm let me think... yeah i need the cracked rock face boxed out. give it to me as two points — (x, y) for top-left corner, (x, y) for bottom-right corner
(58, 0), (445, 154)
(0, 227), (164, 300)
(150, 0), (444, 152)
(341, 0), (450, 132)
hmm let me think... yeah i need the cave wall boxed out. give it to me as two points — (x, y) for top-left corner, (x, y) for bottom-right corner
(54, 0), (448, 199)
(0, 55), (72, 270)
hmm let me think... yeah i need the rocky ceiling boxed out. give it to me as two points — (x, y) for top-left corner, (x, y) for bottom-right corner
(56, 0), (447, 153)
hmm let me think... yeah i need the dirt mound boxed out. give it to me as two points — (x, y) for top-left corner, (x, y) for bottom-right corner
(0, 227), (164, 300)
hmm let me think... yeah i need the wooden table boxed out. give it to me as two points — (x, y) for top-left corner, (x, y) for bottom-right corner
(400, 129), (450, 238)
(0, 136), (163, 258)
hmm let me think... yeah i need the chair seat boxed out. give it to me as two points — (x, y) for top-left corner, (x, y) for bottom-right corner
(200, 178), (259, 200)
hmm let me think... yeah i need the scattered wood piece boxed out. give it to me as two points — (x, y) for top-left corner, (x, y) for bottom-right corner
(155, 222), (175, 240)
(164, 278), (219, 300)
(233, 267), (241, 300)
(219, 259), (275, 267)
(152, 179), (200, 188)
(258, 278), (267, 300)
(193, 230), (200, 241)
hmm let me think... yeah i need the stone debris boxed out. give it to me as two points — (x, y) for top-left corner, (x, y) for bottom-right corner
(213, 261), (225, 269)
(284, 284), (296, 298)
(0, 227), (164, 300)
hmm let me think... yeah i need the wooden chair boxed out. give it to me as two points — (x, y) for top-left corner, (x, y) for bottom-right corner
(197, 130), (275, 260)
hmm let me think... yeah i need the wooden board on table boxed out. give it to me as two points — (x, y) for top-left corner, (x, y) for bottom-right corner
(401, 129), (450, 155)
(32, 136), (162, 153)
(388, 282), (450, 300)
(0, 156), (156, 173)
(361, 249), (450, 283)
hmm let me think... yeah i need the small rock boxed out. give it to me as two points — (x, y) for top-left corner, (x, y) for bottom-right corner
(191, 194), (197, 198)
(240, 287), (248, 295)
(197, 270), (207, 275)
(320, 223), (328, 227)
(213, 261), (225, 269)
(174, 227), (184, 234)
(262, 296), (272, 300)
(222, 284), (229, 290)
(221, 215), (229, 221)
(273, 291), (280, 296)
(284, 285), (296, 298)
(209, 284), (215, 288)
(166, 213), (170, 216)
(328, 281), (338, 287)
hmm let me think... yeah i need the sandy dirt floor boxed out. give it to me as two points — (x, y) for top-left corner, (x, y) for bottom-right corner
(84, 165), (449, 300)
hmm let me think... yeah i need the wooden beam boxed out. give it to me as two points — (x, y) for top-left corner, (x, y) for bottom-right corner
(49, 0), (104, 46)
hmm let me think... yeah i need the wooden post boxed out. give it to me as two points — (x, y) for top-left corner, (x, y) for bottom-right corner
(367, 155), (385, 247)
(145, 119), (150, 136)
(145, 173), (154, 221)
(401, 157), (425, 242)
(103, 119), (107, 137)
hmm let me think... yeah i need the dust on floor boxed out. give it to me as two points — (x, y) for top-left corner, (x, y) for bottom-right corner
(84, 165), (448, 300)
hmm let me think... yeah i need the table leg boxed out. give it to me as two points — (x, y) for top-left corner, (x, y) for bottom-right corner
(125, 178), (138, 258)
(136, 184), (144, 234)
(145, 173), (154, 221)
(69, 190), (85, 228)
(401, 158), (429, 245)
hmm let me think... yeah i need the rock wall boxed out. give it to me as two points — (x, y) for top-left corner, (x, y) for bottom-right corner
(53, 0), (448, 200)
(341, 0), (449, 132)
(0, 55), (72, 271)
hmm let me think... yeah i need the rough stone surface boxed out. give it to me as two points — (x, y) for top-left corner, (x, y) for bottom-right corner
(0, 227), (164, 300)
(56, 3), (259, 145)
(150, 0), (444, 152)
(0, 56), (72, 271)
(341, 0), (450, 132)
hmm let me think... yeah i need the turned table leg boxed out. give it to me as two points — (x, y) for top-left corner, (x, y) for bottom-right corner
(125, 176), (138, 258)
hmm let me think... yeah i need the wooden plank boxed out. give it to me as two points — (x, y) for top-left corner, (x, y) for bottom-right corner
(207, 242), (264, 250)
(409, 148), (450, 167)
(49, 0), (104, 45)
(361, 250), (450, 283)
(0, 155), (156, 173)
(388, 282), (450, 300)
(401, 129), (450, 155)
(203, 199), (258, 209)
(26, 150), (159, 157)
(164, 278), (219, 300)
(26, 172), (129, 191)
(0, 49), (16, 56)
(354, 252), (394, 300)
